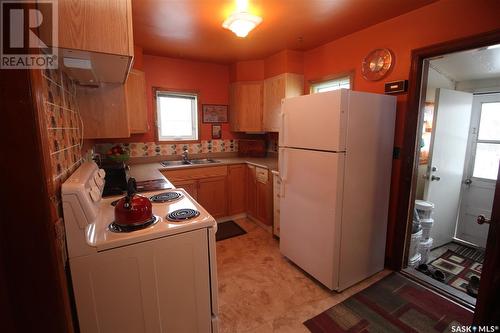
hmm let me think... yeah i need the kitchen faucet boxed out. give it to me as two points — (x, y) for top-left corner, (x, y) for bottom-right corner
(182, 148), (189, 163)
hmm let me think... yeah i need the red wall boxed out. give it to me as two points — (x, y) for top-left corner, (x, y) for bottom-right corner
(122, 54), (234, 142)
(301, 0), (500, 262)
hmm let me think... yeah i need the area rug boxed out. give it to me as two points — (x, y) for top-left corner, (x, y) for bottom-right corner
(454, 245), (485, 264)
(303, 273), (472, 333)
(430, 250), (482, 296)
(216, 221), (247, 241)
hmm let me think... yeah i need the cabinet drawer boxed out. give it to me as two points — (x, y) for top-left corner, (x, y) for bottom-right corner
(255, 167), (268, 183)
(162, 166), (228, 182)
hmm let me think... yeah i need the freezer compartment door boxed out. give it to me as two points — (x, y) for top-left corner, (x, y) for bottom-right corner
(280, 90), (348, 151)
(279, 148), (344, 290)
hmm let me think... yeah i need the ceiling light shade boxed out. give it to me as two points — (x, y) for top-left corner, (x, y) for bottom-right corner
(222, 12), (262, 38)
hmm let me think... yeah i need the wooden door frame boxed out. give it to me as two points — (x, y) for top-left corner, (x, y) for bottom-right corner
(391, 28), (500, 270)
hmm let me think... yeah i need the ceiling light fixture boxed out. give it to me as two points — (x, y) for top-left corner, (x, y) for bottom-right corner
(222, 0), (262, 38)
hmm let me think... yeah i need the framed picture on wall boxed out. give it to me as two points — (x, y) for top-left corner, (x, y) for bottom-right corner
(212, 124), (222, 139)
(202, 104), (229, 123)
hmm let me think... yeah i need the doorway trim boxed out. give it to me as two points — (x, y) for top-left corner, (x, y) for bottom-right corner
(392, 28), (500, 270)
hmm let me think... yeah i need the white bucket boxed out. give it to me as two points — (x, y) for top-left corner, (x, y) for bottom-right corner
(419, 238), (433, 264)
(408, 253), (422, 268)
(420, 218), (434, 240)
(415, 200), (434, 220)
(409, 229), (422, 260)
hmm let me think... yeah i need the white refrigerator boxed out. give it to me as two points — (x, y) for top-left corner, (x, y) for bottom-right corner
(279, 89), (396, 291)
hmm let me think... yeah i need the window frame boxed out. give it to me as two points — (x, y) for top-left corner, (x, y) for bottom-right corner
(154, 88), (200, 143)
(309, 72), (353, 94)
(471, 101), (500, 181)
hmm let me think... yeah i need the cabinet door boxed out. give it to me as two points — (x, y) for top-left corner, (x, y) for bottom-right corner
(231, 82), (263, 132)
(263, 73), (304, 132)
(227, 164), (246, 215)
(173, 180), (198, 200)
(198, 177), (227, 218)
(77, 84), (130, 139)
(57, 0), (134, 56)
(256, 169), (273, 225)
(246, 165), (257, 218)
(263, 75), (286, 132)
(126, 69), (148, 133)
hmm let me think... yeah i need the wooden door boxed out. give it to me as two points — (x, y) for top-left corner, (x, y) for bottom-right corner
(232, 82), (263, 132)
(126, 69), (149, 133)
(198, 176), (227, 218)
(474, 163), (500, 324)
(263, 74), (286, 132)
(173, 180), (198, 200)
(227, 164), (246, 215)
(77, 84), (130, 139)
(57, 0), (134, 56)
(263, 73), (304, 132)
(246, 165), (257, 218)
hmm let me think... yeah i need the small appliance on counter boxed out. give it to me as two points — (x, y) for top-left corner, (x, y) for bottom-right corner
(99, 161), (128, 197)
(238, 139), (266, 157)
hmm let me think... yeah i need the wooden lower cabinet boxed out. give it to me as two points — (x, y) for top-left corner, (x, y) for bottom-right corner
(246, 165), (257, 218)
(172, 179), (198, 200)
(197, 176), (227, 218)
(163, 164), (272, 224)
(227, 164), (246, 215)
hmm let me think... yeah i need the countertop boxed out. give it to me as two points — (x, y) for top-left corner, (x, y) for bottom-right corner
(128, 156), (278, 183)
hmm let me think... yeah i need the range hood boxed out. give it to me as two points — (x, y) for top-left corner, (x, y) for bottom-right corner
(59, 49), (132, 86)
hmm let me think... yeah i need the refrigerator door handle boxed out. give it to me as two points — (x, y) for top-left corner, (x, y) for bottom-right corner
(279, 148), (287, 198)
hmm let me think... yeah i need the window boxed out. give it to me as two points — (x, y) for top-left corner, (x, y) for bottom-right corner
(156, 90), (198, 141)
(311, 75), (351, 93)
(472, 102), (500, 180)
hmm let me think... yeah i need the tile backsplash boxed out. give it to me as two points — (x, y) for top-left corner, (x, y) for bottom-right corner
(95, 139), (238, 158)
(41, 68), (83, 182)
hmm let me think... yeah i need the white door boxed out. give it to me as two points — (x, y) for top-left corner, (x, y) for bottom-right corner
(280, 90), (348, 151)
(456, 93), (500, 247)
(424, 88), (473, 248)
(279, 147), (344, 290)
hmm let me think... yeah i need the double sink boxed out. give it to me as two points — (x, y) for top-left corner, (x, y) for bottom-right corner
(160, 159), (221, 167)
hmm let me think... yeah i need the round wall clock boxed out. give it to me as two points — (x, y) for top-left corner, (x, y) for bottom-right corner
(361, 48), (394, 81)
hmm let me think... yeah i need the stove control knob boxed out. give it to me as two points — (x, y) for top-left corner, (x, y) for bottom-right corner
(89, 186), (101, 202)
(98, 169), (106, 178)
(94, 176), (104, 188)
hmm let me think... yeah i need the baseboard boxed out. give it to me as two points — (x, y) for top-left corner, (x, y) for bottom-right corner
(247, 216), (273, 233)
(216, 213), (247, 223)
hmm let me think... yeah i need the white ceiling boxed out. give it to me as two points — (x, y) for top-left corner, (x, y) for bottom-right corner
(429, 45), (500, 82)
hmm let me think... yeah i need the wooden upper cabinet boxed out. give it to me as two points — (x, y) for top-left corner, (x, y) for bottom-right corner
(227, 164), (247, 215)
(76, 84), (130, 139)
(263, 73), (304, 132)
(57, 0), (134, 56)
(126, 69), (148, 134)
(230, 82), (263, 132)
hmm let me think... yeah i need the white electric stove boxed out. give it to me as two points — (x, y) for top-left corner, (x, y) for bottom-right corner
(62, 161), (219, 333)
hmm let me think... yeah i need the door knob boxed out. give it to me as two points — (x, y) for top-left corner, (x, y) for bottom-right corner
(431, 175), (441, 181)
(464, 178), (472, 185)
(477, 215), (491, 225)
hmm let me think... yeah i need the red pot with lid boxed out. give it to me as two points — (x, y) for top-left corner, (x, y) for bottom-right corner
(114, 178), (153, 226)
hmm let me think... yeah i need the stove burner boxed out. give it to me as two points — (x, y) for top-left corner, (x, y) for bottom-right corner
(109, 215), (159, 233)
(110, 199), (121, 207)
(167, 209), (200, 222)
(150, 191), (183, 203)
